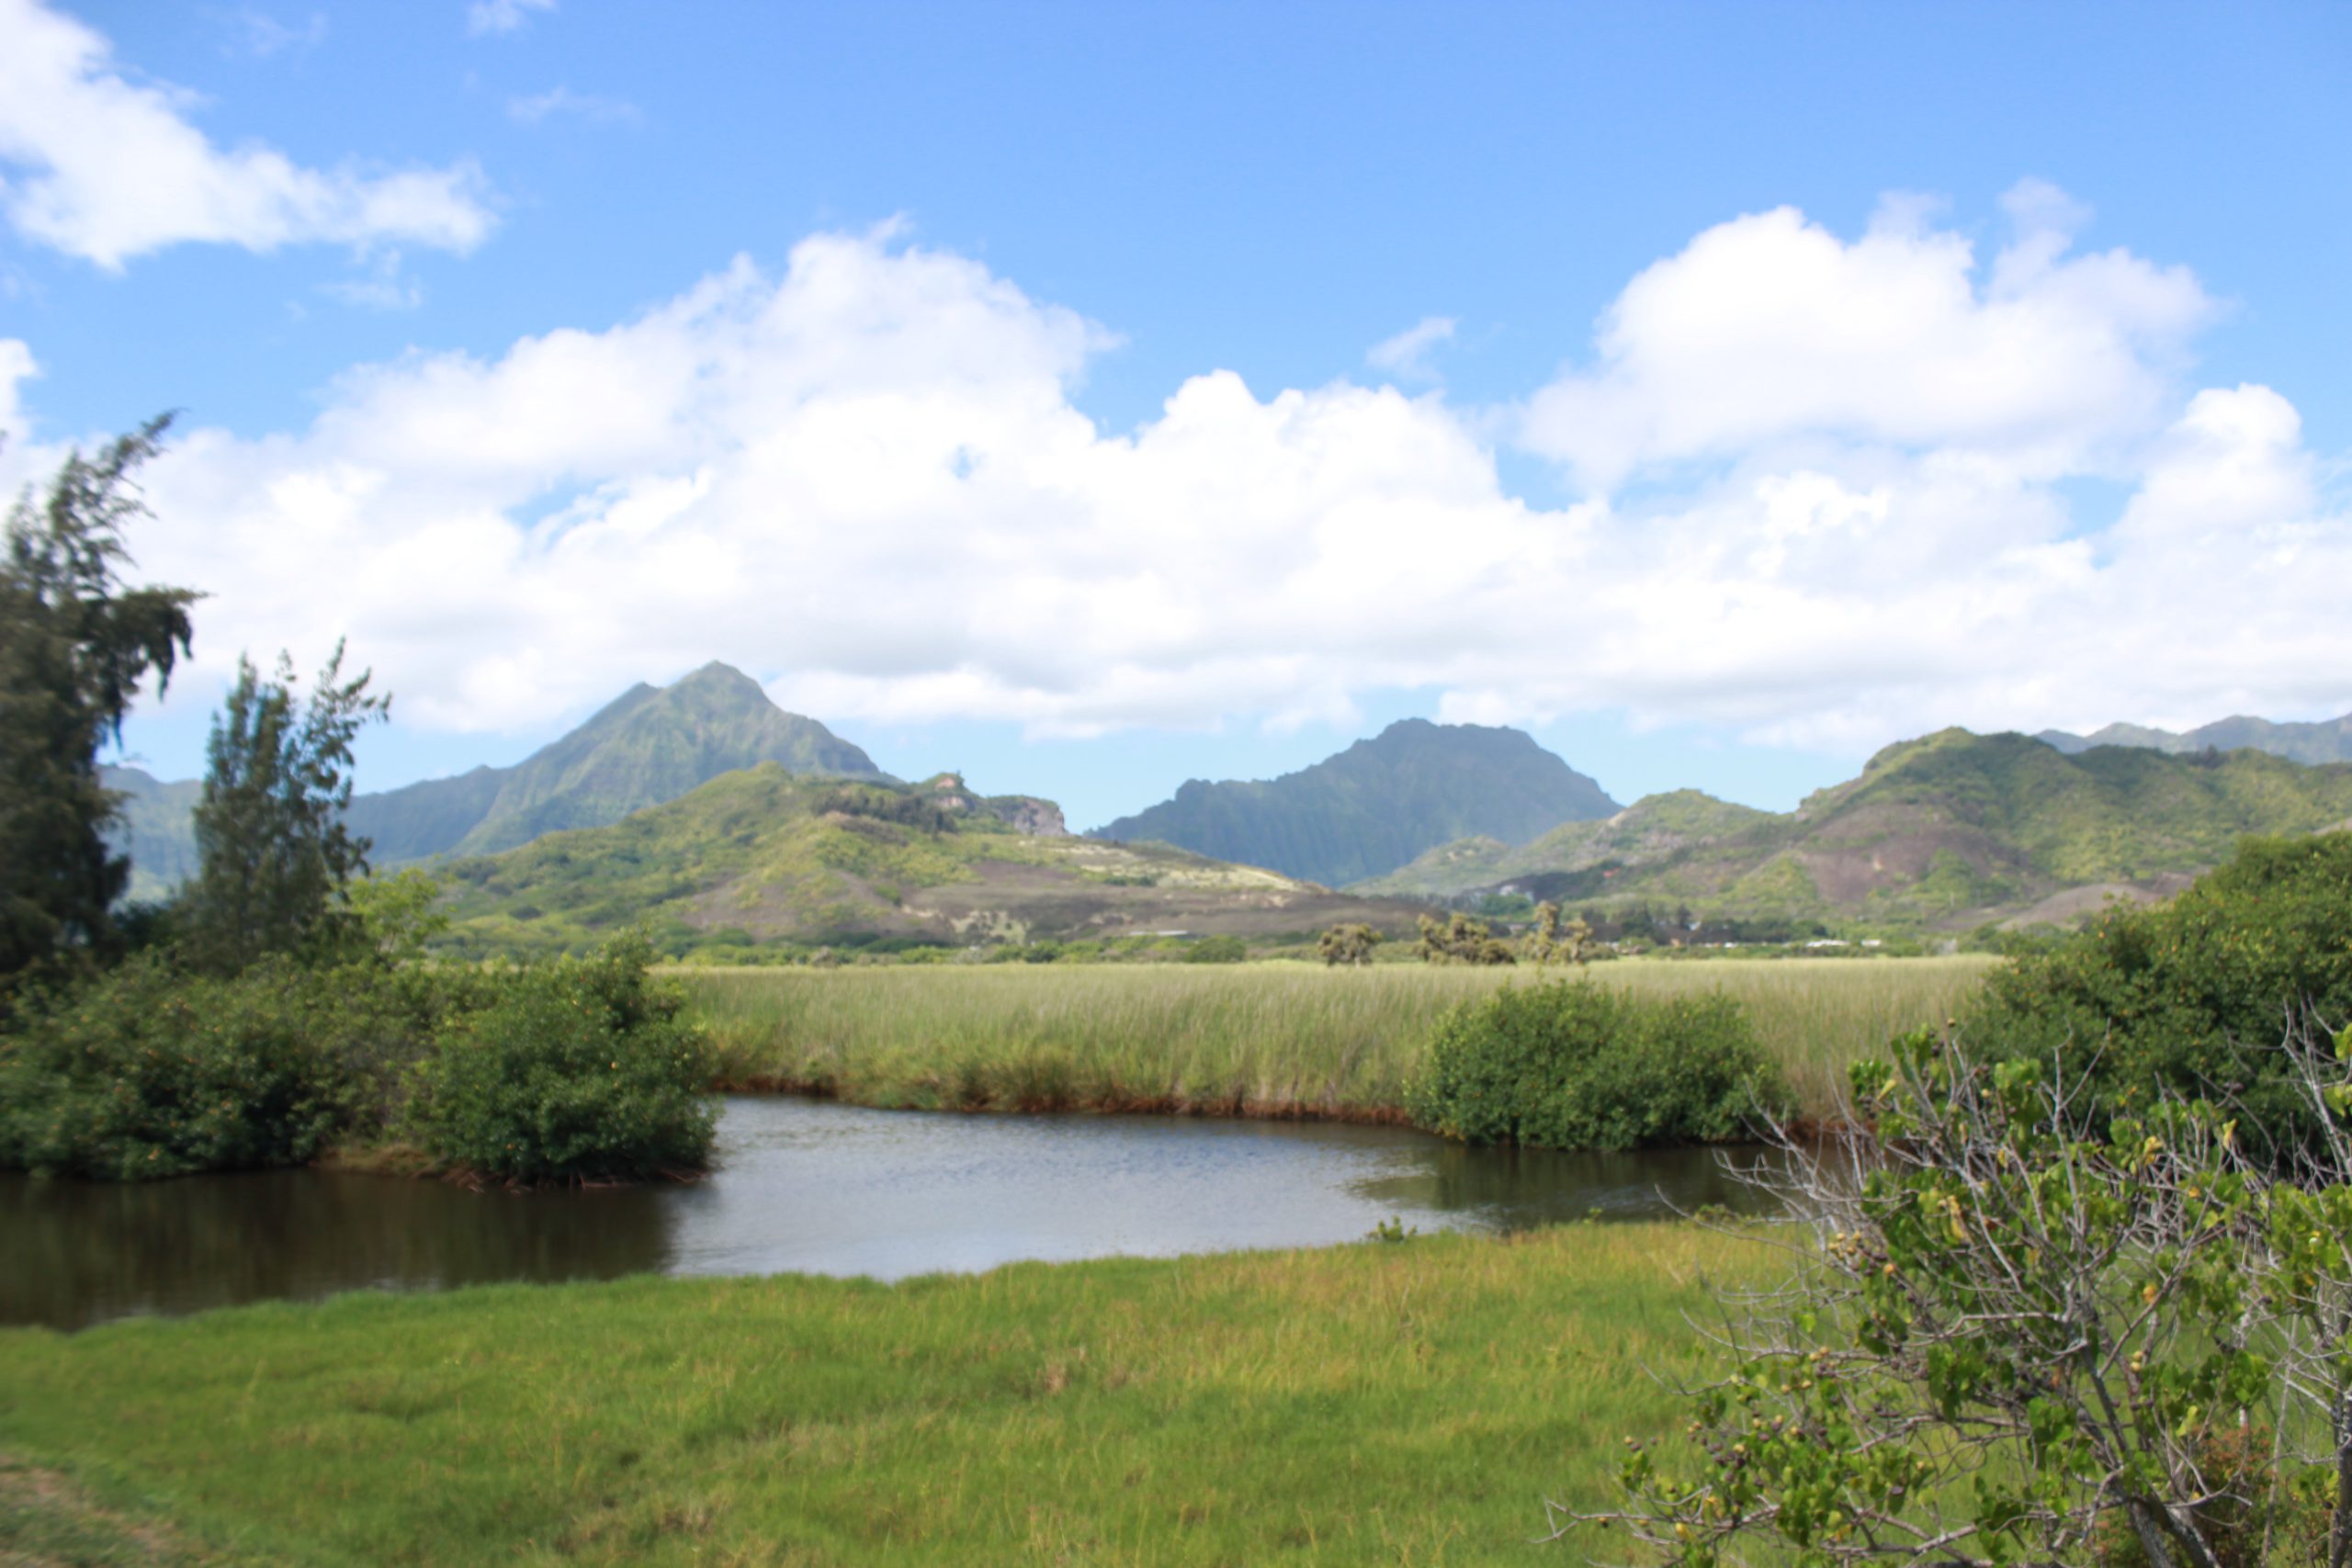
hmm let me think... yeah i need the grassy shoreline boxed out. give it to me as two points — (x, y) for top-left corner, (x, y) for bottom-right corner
(684, 955), (1996, 1126)
(0, 1223), (1770, 1566)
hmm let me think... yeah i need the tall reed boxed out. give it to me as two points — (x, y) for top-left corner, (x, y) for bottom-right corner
(683, 956), (1996, 1122)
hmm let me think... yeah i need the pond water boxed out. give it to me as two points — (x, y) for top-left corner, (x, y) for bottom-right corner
(1, 1097), (1773, 1331)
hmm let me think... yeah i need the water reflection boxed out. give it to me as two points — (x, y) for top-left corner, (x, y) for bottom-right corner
(1351, 1139), (1770, 1231)
(2, 1167), (677, 1331)
(1, 1097), (1778, 1332)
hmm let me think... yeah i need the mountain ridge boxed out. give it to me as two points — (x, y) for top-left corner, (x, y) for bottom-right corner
(1363, 728), (2352, 932)
(2039, 711), (2352, 766)
(97, 765), (202, 904)
(1092, 718), (1620, 887)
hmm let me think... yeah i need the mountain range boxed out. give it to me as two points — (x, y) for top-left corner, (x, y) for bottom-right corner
(1363, 728), (2352, 931)
(103, 662), (888, 894)
(96, 663), (2352, 949)
(1092, 718), (1620, 887)
(2039, 711), (2352, 766)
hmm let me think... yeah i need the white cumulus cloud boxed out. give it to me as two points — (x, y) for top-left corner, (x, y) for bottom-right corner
(6, 193), (2342, 763)
(1521, 180), (2213, 492)
(0, 0), (496, 269)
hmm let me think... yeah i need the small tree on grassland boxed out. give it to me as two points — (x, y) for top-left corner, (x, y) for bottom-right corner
(1523, 901), (1596, 969)
(180, 641), (388, 973)
(1318, 922), (1384, 966)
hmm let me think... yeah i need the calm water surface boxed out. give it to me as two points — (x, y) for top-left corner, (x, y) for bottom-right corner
(2, 1097), (1770, 1331)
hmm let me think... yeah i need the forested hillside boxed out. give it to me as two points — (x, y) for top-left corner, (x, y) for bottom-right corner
(435, 766), (1430, 957)
(1365, 730), (2352, 932)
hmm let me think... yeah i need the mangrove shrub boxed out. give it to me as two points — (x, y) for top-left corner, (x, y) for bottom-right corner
(1408, 980), (1783, 1149)
(0, 915), (717, 1184)
(1965, 829), (2352, 1157)
(0, 953), (343, 1179)
(403, 933), (716, 1185)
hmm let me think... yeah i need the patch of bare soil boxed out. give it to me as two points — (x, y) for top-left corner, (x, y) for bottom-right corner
(1996, 872), (2199, 931)
(0, 1456), (195, 1566)
(1795, 807), (2034, 906)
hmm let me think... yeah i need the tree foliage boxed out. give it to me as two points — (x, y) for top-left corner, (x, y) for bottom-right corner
(0, 416), (198, 978)
(179, 641), (388, 973)
(401, 931), (716, 1186)
(1417, 911), (1517, 965)
(1569, 1019), (2352, 1568)
(1523, 900), (1596, 968)
(1409, 980), (1781, 1150)
(0, 898), (717, 1185)
(1318, 922), (1385, 966)
(1966, 830), (2352, 1160)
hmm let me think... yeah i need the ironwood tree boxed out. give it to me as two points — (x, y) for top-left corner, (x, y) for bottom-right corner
(0, 416), (198, 979)
(180, 640), (388, 973)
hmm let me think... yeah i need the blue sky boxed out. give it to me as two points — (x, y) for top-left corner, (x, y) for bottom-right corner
(3, 0), (2347, 829)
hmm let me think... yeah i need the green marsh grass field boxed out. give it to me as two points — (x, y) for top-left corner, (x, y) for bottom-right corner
(0, 1224), (1769, 1566)
(685, 955), (1996, 1123)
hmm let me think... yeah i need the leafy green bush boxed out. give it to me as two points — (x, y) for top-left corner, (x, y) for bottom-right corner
(1182, 935), (1249, 964)
(0, 891), (717, 1185)
(1965, 830), (2352, 1156)
(402, 933), (716, 1185)
(1408, 980), (1784, 1149)
(0, 954), (341, 1179)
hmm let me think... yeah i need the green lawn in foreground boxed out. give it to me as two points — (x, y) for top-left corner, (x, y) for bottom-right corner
(684, 956), (1996, 1123)
(0, 1224), (1766, 1566)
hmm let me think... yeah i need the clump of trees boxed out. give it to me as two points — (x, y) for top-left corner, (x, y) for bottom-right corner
(0, 423), (714, 1186)
(1417, 911), (1518, 965)
(1567, 1021), (2352, 1568)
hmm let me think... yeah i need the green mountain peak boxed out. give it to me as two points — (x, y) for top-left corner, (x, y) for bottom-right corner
(109, 664), (894, 891)
(356, 661), (892, 860)
(1093, 718), (1620, 888)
